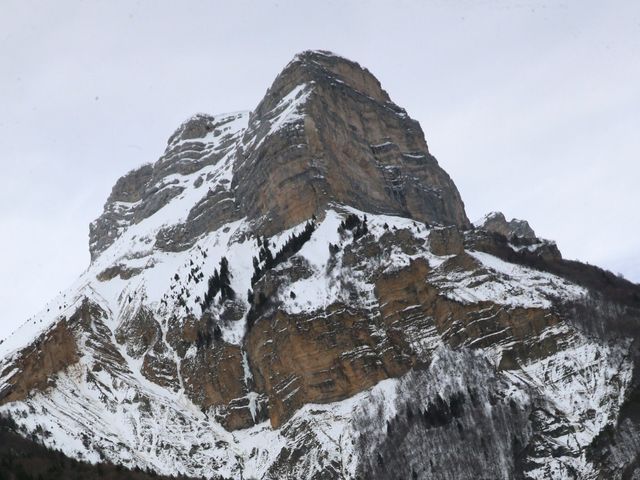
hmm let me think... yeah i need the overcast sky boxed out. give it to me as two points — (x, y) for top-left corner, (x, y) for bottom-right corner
(1, 0), (638, 337)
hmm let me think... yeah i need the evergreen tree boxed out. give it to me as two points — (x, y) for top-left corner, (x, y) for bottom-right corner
(200, 256), (235, 311)
(251, 219), (317, 286)
(218, 257), (234, 301)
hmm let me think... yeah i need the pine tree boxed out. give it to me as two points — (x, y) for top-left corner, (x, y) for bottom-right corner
(219, 256), (234, 301)
(251, 218), (317, 287)
(200, 257), (235, 311)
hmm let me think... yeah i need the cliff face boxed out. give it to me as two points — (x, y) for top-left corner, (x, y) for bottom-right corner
(234, 51), (470, 235)
(88, 111), (249, 259)
(1, 51), (640, 480)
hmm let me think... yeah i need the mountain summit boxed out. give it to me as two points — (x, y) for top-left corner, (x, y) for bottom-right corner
(1, 51), (640, 479)
(90, 50), (468, 260)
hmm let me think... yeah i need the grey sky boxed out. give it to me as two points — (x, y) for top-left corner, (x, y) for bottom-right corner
(1, 0), (639, 337)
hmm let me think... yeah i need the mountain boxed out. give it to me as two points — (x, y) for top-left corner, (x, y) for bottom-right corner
(1, 50), (640, 479)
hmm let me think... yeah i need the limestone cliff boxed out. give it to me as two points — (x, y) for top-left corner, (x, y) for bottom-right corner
(234, 51), (470, 235)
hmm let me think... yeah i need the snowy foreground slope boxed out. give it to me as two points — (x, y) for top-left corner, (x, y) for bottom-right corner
(2, 50), (640, 479)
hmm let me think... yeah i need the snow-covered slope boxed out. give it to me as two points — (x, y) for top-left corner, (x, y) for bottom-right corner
(0, 202), (632, 479)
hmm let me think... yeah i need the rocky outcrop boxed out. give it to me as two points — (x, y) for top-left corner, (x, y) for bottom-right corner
(115, 307), (161, 358)
(0, 319), (78, 405)
(428, 226), (465, 256)
(0, 299), (126, 406)
(97, 264), (145, 281)
(246, 303), (413, 428)
(89, 164), (154, 259)
(475, 211), (536, 239)
(234, 50), (470, 236)
(155, 186), (238, 252)
(89, 112), (248, 259)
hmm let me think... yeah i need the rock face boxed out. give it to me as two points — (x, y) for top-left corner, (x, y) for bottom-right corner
(476, 211), (536, 239)
(428, 226), (464, 256)
(470, 212), (563, 263)
(234, 51), (470, 235)
(0, 318), (78, 405)
(89, 112), (248, 259)
(1, 50), (640, 480)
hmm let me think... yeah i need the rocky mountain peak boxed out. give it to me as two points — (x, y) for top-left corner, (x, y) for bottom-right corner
(235, 50), (470, 236)
(90, 51), (470, 259)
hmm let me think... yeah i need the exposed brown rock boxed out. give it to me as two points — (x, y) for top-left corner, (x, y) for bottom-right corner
(89, 164), (153, 259)
(138, 313), (255, 428)
(214, 393), (269, 431)
(245, 304), (413, 428)
(141, 341), (180, 391)
(0, 299), (127, 406)
(234, 51), (470, 236)
(0, 319), (78, 404)
(97, 264), (144, 282)
(241, 248), (567, 428)
(180, 342), (246, 408)
(4, 50), (640, 479)
(466, 228), (562, 262)
(115, 307), (162, 358)
(428, 226), (465, 256)
(89, 113), (246, 259)
(155, 183), (241, 253)
(89, 51), (471, 260)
